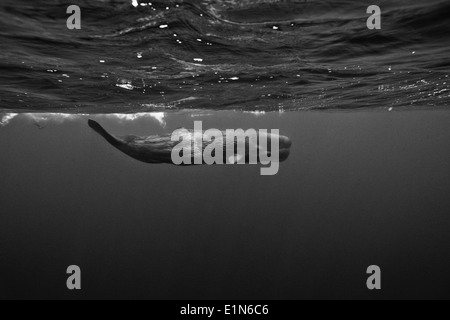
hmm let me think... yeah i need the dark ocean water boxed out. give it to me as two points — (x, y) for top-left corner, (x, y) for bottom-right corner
(1, 0), (450, 113)
(1, 111), (450, 300)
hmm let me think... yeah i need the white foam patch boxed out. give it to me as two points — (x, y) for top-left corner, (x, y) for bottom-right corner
(148, 112), (166, 127)
(0, 113), (18, 126)
(1, 113), (167, 128)
(106, 112), (167, 128)
(244, 111), (266, 117)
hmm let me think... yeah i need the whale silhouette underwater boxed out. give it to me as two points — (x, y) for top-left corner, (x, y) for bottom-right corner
(88, 119), (292, 167)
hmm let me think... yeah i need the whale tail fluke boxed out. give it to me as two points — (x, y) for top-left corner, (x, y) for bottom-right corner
(88, 119), (121, 147)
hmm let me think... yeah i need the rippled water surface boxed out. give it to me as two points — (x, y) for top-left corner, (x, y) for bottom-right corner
(1, 0), (450, 113)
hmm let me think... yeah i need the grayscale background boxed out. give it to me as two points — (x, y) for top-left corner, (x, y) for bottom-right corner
(1, 0), (450, 299)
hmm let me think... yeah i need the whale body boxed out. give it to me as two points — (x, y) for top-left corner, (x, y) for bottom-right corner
(88, 119), (291, 165)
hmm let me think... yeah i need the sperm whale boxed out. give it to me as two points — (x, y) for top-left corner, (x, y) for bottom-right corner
(88, 119), (291, 168)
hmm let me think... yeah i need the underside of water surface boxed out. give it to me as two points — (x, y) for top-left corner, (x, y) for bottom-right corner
(0, 0), (449, 114)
